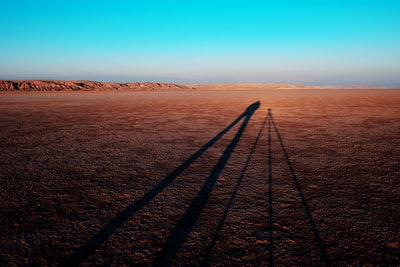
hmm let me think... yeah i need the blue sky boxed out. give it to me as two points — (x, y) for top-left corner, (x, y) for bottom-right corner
(1, 0), (399, 85)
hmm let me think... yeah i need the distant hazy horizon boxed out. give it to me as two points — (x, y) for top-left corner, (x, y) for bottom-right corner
(1, 1), (399, 86)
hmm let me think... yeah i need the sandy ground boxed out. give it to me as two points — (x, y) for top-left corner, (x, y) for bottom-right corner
(0, 89), (399, 266)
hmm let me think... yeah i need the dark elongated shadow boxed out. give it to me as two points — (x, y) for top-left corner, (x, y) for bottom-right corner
(152, 101), (260, 266)
(267, 109), (274, 266)
(62, 102), (260, 266)
(201, 109), (268, 266)
(268, 110), (331, 267)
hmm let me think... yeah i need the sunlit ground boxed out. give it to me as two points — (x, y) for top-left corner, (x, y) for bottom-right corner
(1, 89), (399, 266)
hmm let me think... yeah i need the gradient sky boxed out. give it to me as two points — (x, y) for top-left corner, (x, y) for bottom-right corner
(1, 0), (399, 85)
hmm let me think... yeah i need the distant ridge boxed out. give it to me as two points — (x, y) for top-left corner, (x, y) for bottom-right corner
(0, 80), (397, 91)
(190, 83), (398, 90)
(0, 80), (193, 91)
(190, 84), (311, 90)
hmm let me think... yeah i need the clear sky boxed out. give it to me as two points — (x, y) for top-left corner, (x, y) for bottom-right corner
(1, 0), (399, 85)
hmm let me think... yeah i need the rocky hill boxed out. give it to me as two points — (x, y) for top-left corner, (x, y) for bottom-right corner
(0, 80), (193, 91)
(2, 80), (395, 92)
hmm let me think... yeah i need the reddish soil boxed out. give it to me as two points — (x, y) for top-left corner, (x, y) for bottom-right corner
(0, 89), (399, 266)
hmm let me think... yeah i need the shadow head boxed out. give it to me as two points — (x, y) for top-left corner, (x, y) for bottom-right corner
(245, 101), (261, 114)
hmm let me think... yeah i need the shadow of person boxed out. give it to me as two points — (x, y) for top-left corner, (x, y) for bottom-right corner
(63, 101), (260, 266)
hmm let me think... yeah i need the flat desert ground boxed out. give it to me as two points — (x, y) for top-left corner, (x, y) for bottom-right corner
(0, 89), (399, 266)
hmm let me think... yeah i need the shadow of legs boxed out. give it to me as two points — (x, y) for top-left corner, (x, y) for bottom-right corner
(267, 108), (274, 266)
(62, 102), (260, 266)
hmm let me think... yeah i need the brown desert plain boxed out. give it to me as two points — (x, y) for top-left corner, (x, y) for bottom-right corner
(0, 82), (400, 266)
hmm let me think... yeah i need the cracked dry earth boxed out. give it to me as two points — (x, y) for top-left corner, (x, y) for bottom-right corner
(0, 89), (399, 266)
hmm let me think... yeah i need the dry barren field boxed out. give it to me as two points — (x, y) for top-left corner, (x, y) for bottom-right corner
(0, 89), (399, 266)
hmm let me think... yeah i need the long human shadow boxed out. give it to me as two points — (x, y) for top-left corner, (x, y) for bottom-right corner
(200, 109), (269, 266)
(267, 108), (274, 266)
(268, 109), (331, 267)
(152, 101), (260, 266)
(63, 101), (260, 266)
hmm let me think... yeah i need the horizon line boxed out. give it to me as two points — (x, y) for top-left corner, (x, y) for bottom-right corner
(1, 79), (399, 89)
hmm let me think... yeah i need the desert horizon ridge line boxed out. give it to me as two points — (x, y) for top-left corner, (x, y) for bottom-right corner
(0, 80), (194, 91)
(0, 80), (398, 91)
